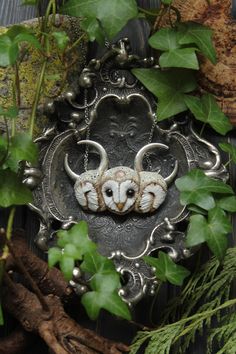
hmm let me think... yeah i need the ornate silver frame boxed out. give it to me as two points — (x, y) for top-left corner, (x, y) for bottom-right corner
(28, 39), (227, 304)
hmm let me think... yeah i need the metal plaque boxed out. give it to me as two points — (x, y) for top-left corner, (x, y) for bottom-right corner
(27, 39), (227, 303)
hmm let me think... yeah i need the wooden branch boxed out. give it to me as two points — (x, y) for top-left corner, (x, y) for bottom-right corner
(6, 232), (73, 301)
(2, 280), (129, 354)
(1, 232), (129, 354)
(0, 327), (33, 354)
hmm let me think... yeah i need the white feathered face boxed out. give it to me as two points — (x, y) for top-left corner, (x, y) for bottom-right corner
(101, 179), (139, 214)
(64, 140), (178, 215)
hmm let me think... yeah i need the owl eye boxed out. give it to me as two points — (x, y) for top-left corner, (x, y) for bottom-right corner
(126, 189), (135, 198)
(105, 188), (113, 197)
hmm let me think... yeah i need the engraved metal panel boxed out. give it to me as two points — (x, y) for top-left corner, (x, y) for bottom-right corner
(27, 39), (227, 303)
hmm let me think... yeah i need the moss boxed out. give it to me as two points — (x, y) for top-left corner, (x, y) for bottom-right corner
(0, 16), (88, 136)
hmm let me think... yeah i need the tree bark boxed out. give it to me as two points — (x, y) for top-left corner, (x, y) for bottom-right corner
(1, 233), (129, 354)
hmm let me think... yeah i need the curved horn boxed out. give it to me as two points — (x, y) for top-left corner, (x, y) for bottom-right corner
(64, 154), (80, 181)
(134, 143), (169, 172)
(77, 140), (109, 174)
(164, 160), (178, 185)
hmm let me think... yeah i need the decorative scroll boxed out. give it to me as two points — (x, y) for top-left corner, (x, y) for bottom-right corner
(26, 39), (227, 303)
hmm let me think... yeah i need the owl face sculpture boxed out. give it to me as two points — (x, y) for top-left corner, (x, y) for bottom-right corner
(64, 140), (178, 215)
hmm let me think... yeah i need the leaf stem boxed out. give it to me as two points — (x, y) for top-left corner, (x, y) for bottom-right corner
(224, 158), (232, 168)
(28, 0), (53, 138)
(6, 208), (16, 241)
(200, 123), (206, 137)
(67, 33), (86, 52)
(150, 298), (236, 335)
(153, 5), (168, 33)
(149, 282), (162, 326)
(138, 7), (160, 17)
(0, 118), (10, 167)
(28, 58), (48, 137)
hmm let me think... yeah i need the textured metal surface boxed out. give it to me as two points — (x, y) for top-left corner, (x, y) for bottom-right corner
(26, 39), (227, 304)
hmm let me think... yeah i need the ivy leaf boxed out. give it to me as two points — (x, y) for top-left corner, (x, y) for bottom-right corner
(160, 48), (199, 70)
(176, 169), (234, 209)
(0, 35), (18, 67)
(143, 251), (190, 286)
(81, 251), (115, 275)
(13, 33), (41, 49)
(90, 273), (120, 293)
(52, 31), (69, 51)
(219, 143), (236, 164)
(216, 196), (236, 212)
(187, 204), (208, 215)
(61, 0), (138, 41)
(185, 94), (232, 135)
(7, 133), (38, 172)
(132, 68), (197, 120)
(80, 17), (104, 44)
(186, 207), (231, 260)
(149, 28), (180, 51)
(81, 290), (131, 320)
(60, 255), (75, 281)
(64, 244), (82, 260)
(0, 26), (41, 67)
(178, 22), (216, 64)
(0, 170), (32, 207)
(186, 214), (209, 247)
(57, 221), (96, 255)
(48, 247), (62, 268)
(0, 106), (18, 119)
(81, 259), (130, 320)
(206, 207), (231, 260)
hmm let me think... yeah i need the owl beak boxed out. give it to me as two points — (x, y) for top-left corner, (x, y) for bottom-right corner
(117, 203), (124, 211)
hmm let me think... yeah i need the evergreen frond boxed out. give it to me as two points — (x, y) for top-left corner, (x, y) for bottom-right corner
(208, 311), (236, 354)
(131, 299), (236, 354)
(131, 248), (236, 354)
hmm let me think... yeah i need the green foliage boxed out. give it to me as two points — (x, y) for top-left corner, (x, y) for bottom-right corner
(149, 28), (199, 70)
(0, 25), (41, 67)
(219, 142), (236, 164)
(5, 133), (39, 172)
(0, 170), (32, 207)
(61, 0), (138, 43)
(132, 248), (236, 354)
(176, 169), (235, 259)
(177, 22), (216, 64)
(215, 195), (236, 212)
(187, 208), (232, 260)
(143, 251), (190, 286)
(132, 68), (197, 120)
(52, 31), (69, 51)
(48, 221), (131, 321)
(175, 169), (234, 210)
(160, 48), (199, 70)
(0, 106), (18, 119)
(185, 94), (232, 135)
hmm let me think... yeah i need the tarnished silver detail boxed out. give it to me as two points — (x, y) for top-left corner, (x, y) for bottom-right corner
(29, 39), (228, 304)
